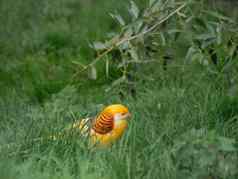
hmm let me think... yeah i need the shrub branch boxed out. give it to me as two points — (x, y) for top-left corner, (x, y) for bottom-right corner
(71, 2), (187, 82)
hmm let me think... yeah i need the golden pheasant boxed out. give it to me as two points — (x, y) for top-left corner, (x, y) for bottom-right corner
(0, 104), (131, 154)
(70, 104), (131, 147)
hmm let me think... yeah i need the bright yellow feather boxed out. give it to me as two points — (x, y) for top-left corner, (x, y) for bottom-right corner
(90, 119), (128, 147)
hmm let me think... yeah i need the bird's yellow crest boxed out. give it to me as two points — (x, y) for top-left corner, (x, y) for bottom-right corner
(101, 104), (129, 116)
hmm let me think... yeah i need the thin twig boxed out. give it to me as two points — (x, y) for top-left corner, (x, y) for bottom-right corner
(116, 3), (187, 46)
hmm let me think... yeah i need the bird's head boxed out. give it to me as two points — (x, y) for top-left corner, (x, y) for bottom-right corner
(101, 104), (131, 122)
(93, 104), (131, 135)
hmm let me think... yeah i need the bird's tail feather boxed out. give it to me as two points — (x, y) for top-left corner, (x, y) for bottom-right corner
(0, 117), (94, 156)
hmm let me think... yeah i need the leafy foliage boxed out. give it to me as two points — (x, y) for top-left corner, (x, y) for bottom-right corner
(172, 129), (238, 178)
(74, 0), (238, 96)
(80, 1), (188, 88)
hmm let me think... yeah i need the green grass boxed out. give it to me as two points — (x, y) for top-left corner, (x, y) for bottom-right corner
(1, 62), (238, 178)
(0, 0), (238, 178)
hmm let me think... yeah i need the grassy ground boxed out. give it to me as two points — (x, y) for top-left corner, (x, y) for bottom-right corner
(1, 60), (238, 178)
(0, 0), (238, 179)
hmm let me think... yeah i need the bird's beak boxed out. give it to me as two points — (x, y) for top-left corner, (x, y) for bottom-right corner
(127, 112), (132, 119)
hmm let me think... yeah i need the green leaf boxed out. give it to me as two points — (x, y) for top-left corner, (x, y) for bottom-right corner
(129, 1), (139, 19)
(191, 53), (206, 65)
(160, 32), (166, 46)
(228, 43), (237, 58)
(149, 0), (158, 7)
(201, 38), (216, 49)
(105, 58), (109, 78)
(92, 41), (107, 50)
(105, 76), (126, 92)
(129, 48), (139, 61)
(133, 20), (144, 33)
(195, 34), (216, 41)
(110, 13), (126, 26)
(123, 28), (133, 39)
(203, 10), (234, 23)
(193, 17), (207, 29)
(216, 24), (222, 45)
(88, 66), (97, 80)
(218, 137), (237, 152)
(185, 46), (197, 61)
(71, 61), (86, 68)
(177, 11), (186, 18)
(206, 22), (217, 35)
(168, 29), (182, 41)
(167, 29), (183, 34)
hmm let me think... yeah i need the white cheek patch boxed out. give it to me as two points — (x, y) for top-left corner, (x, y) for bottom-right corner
(114, 113), (122, 121)
(113, 114), (123, 128)
(114, 113), (130, 123)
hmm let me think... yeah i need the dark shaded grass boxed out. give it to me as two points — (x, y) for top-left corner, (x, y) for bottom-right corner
(0, 62), (237, 178)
